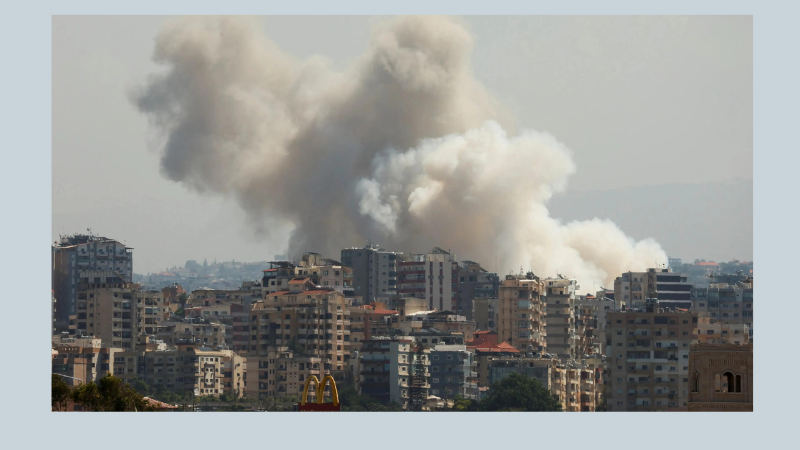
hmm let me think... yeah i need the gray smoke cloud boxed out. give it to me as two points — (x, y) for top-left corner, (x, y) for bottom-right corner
(133, 16), (667, 290)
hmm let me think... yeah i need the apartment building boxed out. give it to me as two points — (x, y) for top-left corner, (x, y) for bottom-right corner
(136, 289), (164, 340)
(359, 338), (430, 409)
(497, 274), (546, 353)
(455, 261), (499, 320)
(473, 297), (499, 332)
(261, 261), (296, 296)
(429, 344), (479, 400)
(187, 288), (255, 308)
(53, 233), (133, 330)
(693, 317), (750, 345)
(466, 331), (520, 387)
(247, 348), (323, 398)
(692, 278), (754, 340)
(154, 320), (228, 349)
(543, 277), (578, 361)
(604, 302), (697, 411)
(116, 343), (245, 397)
(293, 252), (355, 296)
(574, 295), (616, 356)
(341, 244), (404, 304)
(69, 270), (136, 349)
(248, 278), (351, 397)
(614, 268), (693, 310)
(397, 247), (459, 311)
(52, 336), (122, 386)
(347, 305), (398, 353)
(688, 343), (753, 411)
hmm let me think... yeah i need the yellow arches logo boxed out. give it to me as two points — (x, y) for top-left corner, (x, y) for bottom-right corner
(298, 374), (341, 412)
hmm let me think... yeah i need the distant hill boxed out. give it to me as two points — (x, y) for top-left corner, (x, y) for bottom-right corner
(547, 178), (753, 262)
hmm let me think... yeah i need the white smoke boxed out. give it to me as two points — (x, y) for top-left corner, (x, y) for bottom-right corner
(133, 16), (667, 290)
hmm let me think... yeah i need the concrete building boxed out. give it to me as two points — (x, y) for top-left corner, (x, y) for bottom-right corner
(614, 268), (693, 310)
(456, 261), (499, 320)
(69, 270), (136, 349)
(52, 233), (133, 331)
(247, 278), (351, 397)
(692, 277), (753, 340)
(604, 302), (697, 411)
(543, 277), (578, 361)
(429, 344), (479, 401)
(472, 296), (499, 332)
(154, 319), (228, 349)
(116, 343), (246, 397)
(693, 317), (750, 345)
(466, 331), (520, 388)
(575, 295), (617, 356)
(261, 261), (296, 296)
(497, 274), (546, 353)
(688, 343), (753, 411)
(347, 304), (398, 354)
(52, 335), (122, 386)
(341, 244), (404, 304)
(397, 247), (459, 311)
(359, 338), (430, 409)
(293, 252), (355, 297)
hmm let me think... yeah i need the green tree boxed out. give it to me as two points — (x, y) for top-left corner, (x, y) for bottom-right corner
(480, 373), (562, 412)
(52, 374), (72, 411)
(450, 395), (480, 411)
(71, 374), (153, 411)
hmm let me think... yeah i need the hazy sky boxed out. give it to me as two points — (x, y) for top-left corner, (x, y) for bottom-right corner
(52, 16), (752, 274)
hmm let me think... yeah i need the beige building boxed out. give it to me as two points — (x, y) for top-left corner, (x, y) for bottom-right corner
(52, 335), (122, 386)
(155, 320), (228, 348)
(688, 343), (753, 411)
(472, 296), (498, 332)
(543, 277), (578, 360)
(497, 274), (546, 353)
(52, 234), (133, 331)
(116, 343), (246, 397)
(604, 303), (697, 411)
(247, 278), (351, 398)
(69, 270), (137, 349)
(694, 317), (750, 345)
(187, 288), (254, 308)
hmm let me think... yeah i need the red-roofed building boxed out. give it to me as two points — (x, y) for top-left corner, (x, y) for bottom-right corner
(466, 330), (521, 387)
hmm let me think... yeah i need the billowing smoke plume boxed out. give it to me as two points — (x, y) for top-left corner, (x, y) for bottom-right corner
(133, 16), (667, 290)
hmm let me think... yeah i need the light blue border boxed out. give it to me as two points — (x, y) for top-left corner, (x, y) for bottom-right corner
(2, 0), (790, 448)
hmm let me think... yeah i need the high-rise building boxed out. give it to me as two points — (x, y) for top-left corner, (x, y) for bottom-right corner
(359, 337), (430, 410)
(604, 302), (697, 411)
(397, 247), (459, 311)
(428, 343), (479, 401)
(543, 277), (578, 361)
(497, 274), (546, 353)
(472, 296), (499, 332)
(69, 271), (138, 349)
(52, 233), (133, 330)
(341, 244), (403, 304)
(614, 268), (693, 311)
(691, 276), (753, 340)
(455, 261), (499, 320)
(247, 278), (351, 398)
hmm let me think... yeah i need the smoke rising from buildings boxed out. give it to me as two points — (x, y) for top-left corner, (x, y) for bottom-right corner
(133, 16), (667, 290)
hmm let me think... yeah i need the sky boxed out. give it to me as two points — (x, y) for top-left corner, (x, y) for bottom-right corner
(52, 16), (753, 274)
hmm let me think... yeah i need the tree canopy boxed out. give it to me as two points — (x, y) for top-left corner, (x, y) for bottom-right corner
(451, 372), (562, 412)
